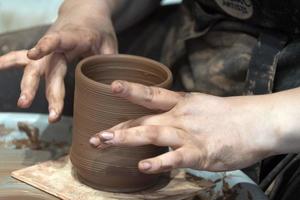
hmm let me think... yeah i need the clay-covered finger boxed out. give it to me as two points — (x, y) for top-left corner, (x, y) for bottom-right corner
(111, 113), (176, 131)
(90, 125), (184, 148)
(18, 63), (42, 108)
(45, 53), (67, 123)
(28, 32), (77, 60)
(0, 50), (30, 69)
(99, 34), (118, 54)
(27, 33), (61, 60)
(138, 149), (189, 174)
(111, 80), (183, 111)
(90, 112), (178, 148)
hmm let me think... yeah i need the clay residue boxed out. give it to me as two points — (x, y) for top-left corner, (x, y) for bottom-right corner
(16, 122), (68, 151)
(0, 122), (69, 152)
(18, 122), (41, 150)
(11, 139), (32, 149)
(185, 173), (215, 189)
(185, 173), (243, 200)
(216, 175), (239, 200)
(0, 124), (14, 136)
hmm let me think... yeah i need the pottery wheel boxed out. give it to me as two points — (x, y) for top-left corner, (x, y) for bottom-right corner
(12, 156), (206, 200)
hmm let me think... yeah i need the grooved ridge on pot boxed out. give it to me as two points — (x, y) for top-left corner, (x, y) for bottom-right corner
(70, 55), (173, 192)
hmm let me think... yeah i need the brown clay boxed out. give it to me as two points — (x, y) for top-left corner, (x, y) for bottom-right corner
(70, 55), (172, 192)
(0, 190), (56, 200)
(18, 122), (41, 150)
(0, 124), (13, 136)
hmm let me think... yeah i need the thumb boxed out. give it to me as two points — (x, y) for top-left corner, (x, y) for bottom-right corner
(111, 80), (183, 111)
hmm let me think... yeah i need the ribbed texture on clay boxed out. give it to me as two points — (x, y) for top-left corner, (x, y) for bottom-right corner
(70, 55), (172, 192)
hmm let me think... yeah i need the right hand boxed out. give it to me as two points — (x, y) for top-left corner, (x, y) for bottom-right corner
(0, 1), (118, 123)
(91, 81), (278, 173)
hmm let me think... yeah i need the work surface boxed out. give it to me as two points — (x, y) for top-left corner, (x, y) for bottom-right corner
(0, 113), (208, 200)
(0, 113), (263, 199)
(0, 113), (72, 199)
(12, 156), (206, 200)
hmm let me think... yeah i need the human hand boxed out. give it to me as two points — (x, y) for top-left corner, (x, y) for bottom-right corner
(0, 0), (117, 123)
(27, 6), (117, 61)
(90, 81), (279, 174)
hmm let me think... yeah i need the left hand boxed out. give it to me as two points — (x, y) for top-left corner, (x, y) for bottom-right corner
(90, 81), (279, 174)
(0, 0), (117, 123)
(0, 52), (67, 123)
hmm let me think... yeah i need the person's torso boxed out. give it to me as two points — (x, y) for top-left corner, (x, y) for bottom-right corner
(194, 0), (300, 34)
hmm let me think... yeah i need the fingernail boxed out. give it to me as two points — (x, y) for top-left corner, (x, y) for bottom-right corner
(140, 161), (152, 171)
(100, 131), (114, 141)
(49, 109), (57, 119)
(89, 137), (100, 146)
(29, 47), (39, 54)
(18, 94), (26, 102)
(112, 81), (124, 93)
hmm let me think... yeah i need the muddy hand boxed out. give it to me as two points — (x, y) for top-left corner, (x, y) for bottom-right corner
(0, 51), (66, 123)
(0, 0), (118, 123)
(90, 80), (278, 174)
(27, 0), (117, 61)
(27, 21), (117, 61)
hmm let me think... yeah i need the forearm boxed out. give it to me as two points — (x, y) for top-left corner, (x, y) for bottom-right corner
(225, 88), (300, 158)
(268, 88), (300, 154)
(57, 0), (112, 25)
(58, 0), (161, 31)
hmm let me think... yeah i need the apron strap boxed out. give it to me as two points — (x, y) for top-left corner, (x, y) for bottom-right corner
(244, 33), (288, 95)
(244, 32), (288, 184)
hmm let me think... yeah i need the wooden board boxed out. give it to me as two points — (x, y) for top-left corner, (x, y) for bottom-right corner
(0, 149), (58, 200)
(12, 156), (205, 200)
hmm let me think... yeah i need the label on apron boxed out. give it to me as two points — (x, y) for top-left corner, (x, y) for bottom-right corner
(215, 0), (253, 19)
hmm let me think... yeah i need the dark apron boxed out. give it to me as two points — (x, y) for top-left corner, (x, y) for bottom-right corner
(181, 0), (300, 199)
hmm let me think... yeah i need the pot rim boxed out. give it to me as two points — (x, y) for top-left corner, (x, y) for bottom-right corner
(76, 54), (173, 90)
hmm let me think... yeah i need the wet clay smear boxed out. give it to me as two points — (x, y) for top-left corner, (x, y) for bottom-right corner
(0, 122), (68, 153)
(185, 173), (216, 189)
(18, 122), (41, 150)
(70, 55), (173, 192)
(0, 124), (13, 136)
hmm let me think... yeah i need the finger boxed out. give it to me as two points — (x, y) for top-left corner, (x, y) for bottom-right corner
(111, 80), (183, 111)
(45, 53), (67, 123)
(17, 62), (42, 108)
(27, 33), (60, 60)
(0, 50), (30, 70)
(90, 125), (184, 148)
(138, 148), (192, 174)
(110, 112), (176, 131)
(28, 32), (76, 60)
(99, 34), (118, 54)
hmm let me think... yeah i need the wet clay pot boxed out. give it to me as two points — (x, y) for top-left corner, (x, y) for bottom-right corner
(70, 55), (173, 192)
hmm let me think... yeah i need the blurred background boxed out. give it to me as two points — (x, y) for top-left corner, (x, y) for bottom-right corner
(0, 0), (183, 115)
(0, 0), (182, 34)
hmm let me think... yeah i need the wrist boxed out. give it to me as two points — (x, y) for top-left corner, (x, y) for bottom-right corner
(227, 95), (281, 158)
(268, 90), (300, 154)
(58, 0), (112, 23)
(52, 0), (115, 35)
(248, 95), (281, 158)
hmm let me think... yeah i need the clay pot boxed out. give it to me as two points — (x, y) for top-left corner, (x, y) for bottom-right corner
(70, 55), (173, 192)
